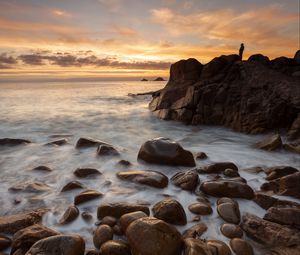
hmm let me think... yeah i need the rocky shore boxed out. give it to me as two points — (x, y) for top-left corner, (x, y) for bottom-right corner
(0, 137), (299, 255)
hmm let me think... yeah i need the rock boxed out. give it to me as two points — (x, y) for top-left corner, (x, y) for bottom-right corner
(99, 240), (131, 255)
(141, 78), (148, 81)
(93, 224), (113, 249)
(206, 240), (231, 255)
(0, 209), (47, 234)
(152, 199), (187, 225)
(81, 211), (93, 223)
(59, 205), (79, 224)
(188, 202), (212, 215)
(25, 234), (85, 255)
(278, 171), (300, 198)
(117, 170), (168, 188)
(264, 207), (300, 226)
(126, 217), (182, 255)
(200, 162), (238, 174)
(264, 166), (298, 181)
(85, 250), (98, 255)
(288, 114), (300, 139)
(31, 166), (52, 172)
(184, 238), (212, 255)
(217, 200), (240, 224)
(0, 138), (31, 146)
(45, 139), (68, 146)
(224, 168), (239, 177)
(255, 134), (282, 151)
(182, 223), (207, 239)
(117, 160), (132, 167)
(254, 193), (300, 210)
(200, 180), (254, 199)
(137, 137), (195, 167)
(97, 203), (150, 219)
(295, 50), (300, 64)
(97, 145), (119, 156)
(248, 54), (270, 65)
(120, 211), (148, 232)
(112, 223), (123, 236)
(75, 137), (109, 149)
(100, 216), (117, 227)
(9, 182), (51, 193)
(260, 180), (279, 193)
(74, 168), (102, 178)
(74, 190), (103, 205)
(284, 140), (300, 154)
(196, 152), (208, 160)
(171, 170), (199, 191)
(0, 234), (11, 251)
(10, 224), (59, 254)
(242, 167), (264, 174)
(220, 223), (243, 238)
(154, 77), (165, 81)
(61, 181), (84, 192)
(229, 238), (253, 255)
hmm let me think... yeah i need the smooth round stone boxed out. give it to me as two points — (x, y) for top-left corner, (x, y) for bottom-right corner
(100, 216), (117, 227)
(195, 152), (208, 160)
(59, 205), (79, 224)
(81, 211), (93, 223)
(61, 181), (84, 192)
(99, 240), (131, 255)
(207, 240), (231, 255)
(224, 168), (240, 177)
(120, 211), (148, 232)
(217, 202), (240, 224)
(188, 203), (213, 215)
(74, 190), (103, 205)
(220, 223), (243, 238)
(230, 238), (254, 255)
(217, 197), (238, 207)
(93, 224), (113, 249)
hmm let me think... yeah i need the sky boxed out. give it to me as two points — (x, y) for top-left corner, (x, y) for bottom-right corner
(0, 0), (299, 81)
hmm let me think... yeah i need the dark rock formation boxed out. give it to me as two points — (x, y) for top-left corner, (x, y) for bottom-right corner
(0, 234), (11, 251)
(0, 138), (31, 146)
(75, 137), (110, 149)
(74, 190), (103, 205)
(74, 168), (102, 178)
(61, 181), (84, 192)
(153, 77), (165, 81)
(59, 205), (79, 224)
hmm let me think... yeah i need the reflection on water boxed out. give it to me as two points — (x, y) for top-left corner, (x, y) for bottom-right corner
(0, 81), (299, 253)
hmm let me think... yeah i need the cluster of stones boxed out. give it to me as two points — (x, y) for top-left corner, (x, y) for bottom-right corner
(0, 136), (299, 255)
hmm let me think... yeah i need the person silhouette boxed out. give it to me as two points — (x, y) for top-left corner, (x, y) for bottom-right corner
(239, 43), (245, 60)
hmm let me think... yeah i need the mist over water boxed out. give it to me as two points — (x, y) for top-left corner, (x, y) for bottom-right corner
(0, 81), (299, 253)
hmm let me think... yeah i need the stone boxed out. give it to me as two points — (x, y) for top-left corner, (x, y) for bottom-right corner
(74, 190), (103, 205)
(75, 137), (109, 149)
(278, 171), (300, 198)
(81, 211), (93, 223)
(85, 250), (98, 255)
(152, 199), (187, 225)
(25, 234), (85, 255)
(100, 216), (117, 227)
(74, 168), (102, 178)
(288, 114), (300, 139)
(200, 162), (238, 174)
(137, 137), (195, 166)
(126, 217), (182, 255)
(256, 134), (282, 151)
(93, 224), (113, 249)
(196, 152), (208, 160)
(188, 202), (212, 215)
(117, 160), (132, 167)
(0, 138), (31, 146)
(31, 166), (52, 172)
(171, 170), (199, 191)
(264, 207), (300, 226)
(224, 168), (239, 177)
(229, 238), (253, 255)
(97, 145), (119, 156)
(9, 182), (51, 193)
(120, 211), (148, 232)
(217, 202), (240, 224)
(220, 223), (243, 238)
(184, 238), (212, 255)
(45, 139), (68, 146)
(248, 54), (270, 65)
(264, 166), (298, 181)
(59, 205), (79, 224)
(0, 209), (47, 234)
(97, 203), (150, 219)
(99, 240), (131, 255)
(0, 234), (11, 251)
(182, 223), (207, 239)
(206, 240), (231, 255)
(61, 181), (84, 192)
(117, 170), (168, 188)
(254, 193), (300, 210)
(200, 180), (254, 199)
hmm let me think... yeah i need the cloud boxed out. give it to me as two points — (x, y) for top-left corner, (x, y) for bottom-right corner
(0, 53), (17, 69)
(97, 0), (122, 12)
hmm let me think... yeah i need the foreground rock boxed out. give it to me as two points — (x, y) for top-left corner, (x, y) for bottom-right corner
(264, 207), (300, 227)
(200, 180), (254, 199)
(120, 211), (148, 232)
(74, 168), (102, 178)
(25, 234), (85, 255)
(74, 190), (103, 205)
(199, 162), (238, 174)
(264, 166), (298, 181)
(278, 171), (300, 198)
(184, 238), (211, 255)
(75, 137), (110, 149)
(255, 134), (282, 151)
(0, 138), (31, 146)
(207, 240), (231, 255)
(59, 205), (79, 224)
(126, 217), (182, 255)
(230, 238), (253, 255)
(217, 198), (240, 224)
(93, 224), (113, 249)
(117, 170), (168, 188)
(61, 181), (84, 192)
(171, 170), (199, 191)
(220, 223), (243, 238)
(99, 240), (131, 255)
(254, 193), (300, 210)
(152, 199), (187, 225)
(0, 234), (11, 251)
(137, 137), (195, 166)
(97, 144), (119, 156)
(182, 223), (207, 239)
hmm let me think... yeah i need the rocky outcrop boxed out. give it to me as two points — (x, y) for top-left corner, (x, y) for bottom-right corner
(0, 138), (31, 146)
(149, 52), (300, 135)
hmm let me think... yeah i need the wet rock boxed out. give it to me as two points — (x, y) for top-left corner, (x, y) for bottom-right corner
(85, 250), (98, 255)
(117, 160), (132, 167)
(112, 223), (123, 236)
(31, 166), (52, 172)
(217, 200), (240, 224)
(59, 205), (79, 224)
(184, 238), (211, 255)
(117, 170), (168, 188)
(137, 137), (195, 166)
(264, 166), (298, 181)
(264, 207), (300, 226)
(74, 190), (103, 205)
(99, 240), (131, 255)
(196, 152), (208, 160)
(75, 137), (109, 149)
(0, 138), (31, 146)
(188, 202), (212, 215)
(10, 224), (59, 254)
(152, 199), (187, 225)
(44, 139), (68, 146)
(254, 193), (300, 210)
(171, 170), (199, 191)
(93, 224), (113, 249)
(242, 166), (264, 174)
(207, 240), (231, 255)
(74, 168), (102, 178)
(61, 181), (84, 192)
(224, 168), (239, 177)
(288, 114), (300, 140)
(126, 217), (182, 255)
(278, 171), (300, 198)
(25, 234), (85, 255)
(220, 223), (243, 238)
(229, 238), (253, 255)
(182, 223), (207, 239)
(200, 180), (254, 199)
(226, 177), (247, 183)
(0, 209), (47, 234)
(255, 134), (282, 151)
(120, 211), (148, 232)
(260, 180), (279, 193)
(200, 162), (238, 174)
(0, 234), (11, 251)
(9, 182), (51, 193)
(100, 216), (117, 227)
(97, 203), (150, 219)
(217, 197), (238, 206)
(284, 140), (300, 154)
(97, 144), (119, 156)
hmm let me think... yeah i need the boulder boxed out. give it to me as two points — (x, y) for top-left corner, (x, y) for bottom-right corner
(206, 240), (231, 255)
(93, 224), (113, 249)
(195, 152), (208, 160)
(199, 162), (238, 174)
(97, 145), (119, 156)
(264, 207), (300, 226)
(0, 138), (31, 146)
(184, 238), (212, 255)
(61, 181), (84, 192)
(9, 182), (51, 193)
(74, 190), (103, 205)
(171, 170), (199, 191)
(74, 168), (102, 178)
(25, 234), (85, 255)
(117, 170), (168, 188)
(126, 217), (182, 255)
(288, 114), (300, 139)
(120, 211), (148, 232)
(229, 238), (253, 255)
(152, 199), (187, 225)
(137, 137), (195, 166)
(75, 138), (109, 149)
(248, 54), (270, 65)
(278, 171), (300, 198)
(264, 166), (298, 181)
(31, 166), (52, 172)
(255, 134), (282, 151)
(220, 223), (243, 238)
(0, 234), (11, 251)
(188, 202), (212, 215)
(224, 168), (239, 177)
(182, 223), (207, 239)
(217, 200), (240, 224)
(99, 216), (117, 227)
(59, 205), (79, 224)
(44, 139), (67, 146)
(254, 193), (300, 210)
(99, 240), (131, 255)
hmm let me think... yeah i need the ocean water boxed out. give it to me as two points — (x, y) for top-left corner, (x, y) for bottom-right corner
(0, 80), (299, 253)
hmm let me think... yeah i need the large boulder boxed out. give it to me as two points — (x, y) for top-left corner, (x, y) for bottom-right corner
(171, 170), (199, 191)
(278, 171), (300, 198)
(99, 240), (131, 255)
(137, 137), (195, 166)
(126, 217), (182, 255)
(248, 54), (270, 65)
(255, 134), (282, 151)
(264, 207), (300, 227)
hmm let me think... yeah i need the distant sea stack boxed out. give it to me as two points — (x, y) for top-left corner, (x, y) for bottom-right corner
(149, 50), (300, 139)
(153, 77), (165, 81)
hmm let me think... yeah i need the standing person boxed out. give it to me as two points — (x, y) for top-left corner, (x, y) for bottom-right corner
(239, 43), (245, 60)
